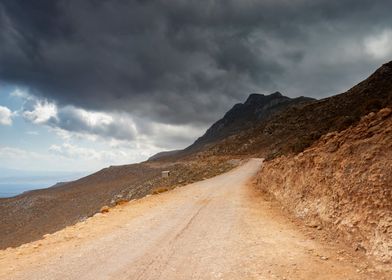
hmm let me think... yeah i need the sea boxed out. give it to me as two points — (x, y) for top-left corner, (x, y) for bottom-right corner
(0, 171), (87, 198)
(0, 182), (55, 198)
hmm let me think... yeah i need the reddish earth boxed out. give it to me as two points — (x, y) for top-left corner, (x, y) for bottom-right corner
(256, 108), (392, 267)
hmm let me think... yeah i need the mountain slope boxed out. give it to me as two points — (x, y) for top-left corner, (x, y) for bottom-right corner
(147, 150), (181, 161)
(185, 92), (314, 152)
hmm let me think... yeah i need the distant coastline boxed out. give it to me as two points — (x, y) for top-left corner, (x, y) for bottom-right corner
(0, 171), (86, 198)
(0, 182), (51, 198)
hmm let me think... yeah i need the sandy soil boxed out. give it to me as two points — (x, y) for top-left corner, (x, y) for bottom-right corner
(0, 159), (388, 279)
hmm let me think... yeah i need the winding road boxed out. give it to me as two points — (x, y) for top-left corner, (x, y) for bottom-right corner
(0, 159), (384, 279)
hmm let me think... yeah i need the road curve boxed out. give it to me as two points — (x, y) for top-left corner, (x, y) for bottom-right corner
(0, 159), (384, 279)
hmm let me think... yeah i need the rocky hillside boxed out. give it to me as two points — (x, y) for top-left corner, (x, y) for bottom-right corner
(255, 107), (392, 264)
(202, 61), (392, 159)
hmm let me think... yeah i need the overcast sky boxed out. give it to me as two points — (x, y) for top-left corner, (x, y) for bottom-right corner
(0, 0), (392, 173)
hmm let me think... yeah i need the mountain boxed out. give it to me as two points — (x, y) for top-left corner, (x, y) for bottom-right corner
(202, 61), (392, 159)
(186, 92), (314, 152)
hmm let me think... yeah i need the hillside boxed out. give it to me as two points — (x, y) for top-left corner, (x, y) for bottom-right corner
(0, 158), (237, 249)
(256, 107), (392, 264)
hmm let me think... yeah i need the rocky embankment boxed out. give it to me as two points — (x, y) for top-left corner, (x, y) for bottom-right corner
(256, 108), (392, 265)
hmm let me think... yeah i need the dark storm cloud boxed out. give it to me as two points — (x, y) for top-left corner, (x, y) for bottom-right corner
(1, 0), (392, 126)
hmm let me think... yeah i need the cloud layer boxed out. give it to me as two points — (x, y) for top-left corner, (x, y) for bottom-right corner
(17, 91), (203, 150)
(0, 105), (12, 125)
(1, 0), (391, 128)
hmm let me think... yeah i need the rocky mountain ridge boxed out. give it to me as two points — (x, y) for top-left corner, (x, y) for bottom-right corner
(185, 92), (314, 152)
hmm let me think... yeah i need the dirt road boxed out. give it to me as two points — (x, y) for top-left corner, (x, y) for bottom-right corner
(0, 159), (387, 279)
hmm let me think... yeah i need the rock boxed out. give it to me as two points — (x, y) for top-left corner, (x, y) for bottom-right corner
(100, 206), (110, 213)
(317, 225), (323, 230)
(306, 222), (320, 228)
(115, 199), (128, 206)
(320, 256), (329, 260)
(378, 107), (392, 118)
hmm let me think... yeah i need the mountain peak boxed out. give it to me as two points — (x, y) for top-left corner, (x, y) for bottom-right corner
(271, 91), (283, 97)
(244, 92), (285, 106)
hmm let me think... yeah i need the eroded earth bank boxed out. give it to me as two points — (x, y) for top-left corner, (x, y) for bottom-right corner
(256, 108), (392, 268)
